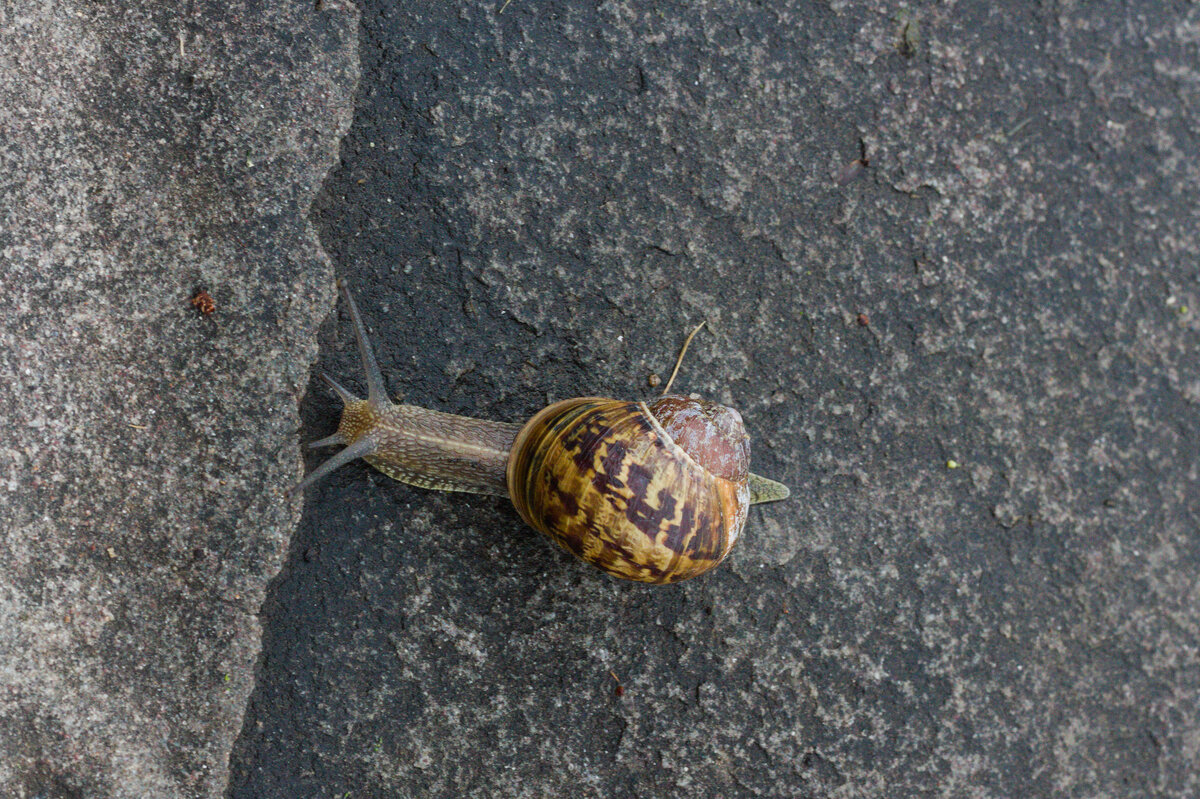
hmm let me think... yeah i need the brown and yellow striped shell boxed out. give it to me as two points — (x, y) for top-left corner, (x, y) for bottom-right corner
(506, 397), (751, 583)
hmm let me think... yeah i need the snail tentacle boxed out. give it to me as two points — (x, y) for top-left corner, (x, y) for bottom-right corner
(338, 278), (390, 409)
(307, 432), (346, 449)
(291, 434), (379, 496)
(320, 372), (358, 406)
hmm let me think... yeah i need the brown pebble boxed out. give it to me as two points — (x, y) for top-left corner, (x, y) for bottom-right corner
(191, 290), (215, 315)
(856, 313), (870, 327)
(647, 373), (661, 388)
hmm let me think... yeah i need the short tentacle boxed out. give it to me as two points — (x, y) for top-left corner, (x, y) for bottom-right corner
(290, 436), (379, 496)
(307, 432), (345, 449)
(321, 372), (359, 406)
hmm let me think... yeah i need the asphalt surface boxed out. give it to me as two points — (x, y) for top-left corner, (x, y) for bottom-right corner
(228, 1), (1200, 798)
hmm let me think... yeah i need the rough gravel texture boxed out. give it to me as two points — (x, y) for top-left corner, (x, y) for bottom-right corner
(0, 2), (357, 797)
(230, 1), (1200, 798)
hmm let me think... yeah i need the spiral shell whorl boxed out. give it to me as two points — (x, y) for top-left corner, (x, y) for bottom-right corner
(507, 398), (749, 583)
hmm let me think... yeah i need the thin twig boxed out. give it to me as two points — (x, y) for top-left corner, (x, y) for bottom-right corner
(660, 321), (706, 396)
(1006, 116), (1034, 139)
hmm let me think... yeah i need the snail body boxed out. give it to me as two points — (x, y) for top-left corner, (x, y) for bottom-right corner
(295, 283), (789, 584)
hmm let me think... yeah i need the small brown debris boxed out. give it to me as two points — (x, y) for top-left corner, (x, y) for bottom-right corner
(897, 10), (920, 57)
(647, 373), (661, 388)
(191, 289), (215, 316)
(837, 157), (870, 185)
(856, 313), (870, 327)
(661, 321), (706, 396)
(609, 669), (625, 697)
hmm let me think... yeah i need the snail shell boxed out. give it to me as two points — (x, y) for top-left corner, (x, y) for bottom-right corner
(507, 397), (750, 583)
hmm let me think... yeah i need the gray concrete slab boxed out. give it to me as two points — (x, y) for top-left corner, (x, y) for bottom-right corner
(0, 2), (357, 797)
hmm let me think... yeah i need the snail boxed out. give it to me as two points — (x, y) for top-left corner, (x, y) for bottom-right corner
(294, 282), (789, 583)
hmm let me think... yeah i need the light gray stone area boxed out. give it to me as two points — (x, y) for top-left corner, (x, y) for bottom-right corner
(233, 1), (1200, 797)
(0, 2), (357, 797)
